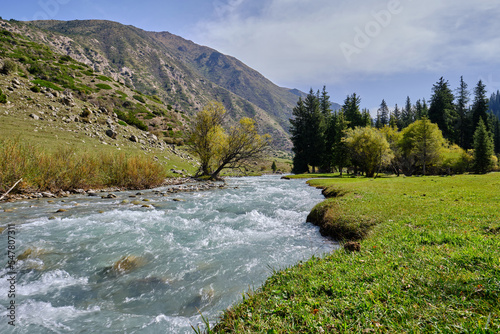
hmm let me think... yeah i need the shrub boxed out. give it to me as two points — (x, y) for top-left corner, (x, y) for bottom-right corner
(59, 55), (72, 62)
(30, 85), (41, 93)
(95, 83), (112, 90)
(1, 59), (17, 75)
(133, 95), (146, 103)
(31, 79), (63, 91)
(0, 88), (7, 103)
(97, 75), (112, 82)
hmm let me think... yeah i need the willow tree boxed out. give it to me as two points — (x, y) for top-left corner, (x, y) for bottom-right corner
(345, 126), (393, 177)
(187, 101), (270, 179)
(399, 117), (445, 175)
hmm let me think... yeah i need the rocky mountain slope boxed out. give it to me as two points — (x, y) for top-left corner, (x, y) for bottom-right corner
(1, 19), (306, 149)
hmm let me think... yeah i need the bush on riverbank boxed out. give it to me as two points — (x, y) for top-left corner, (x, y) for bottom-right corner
(0, 138), (166, 193)
(212, 174), (500, 333)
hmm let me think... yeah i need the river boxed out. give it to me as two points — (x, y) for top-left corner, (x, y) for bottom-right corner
(0, 175), (336, 333)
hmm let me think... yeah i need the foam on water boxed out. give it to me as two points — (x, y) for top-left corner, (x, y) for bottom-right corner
(0, 175), (336, 333)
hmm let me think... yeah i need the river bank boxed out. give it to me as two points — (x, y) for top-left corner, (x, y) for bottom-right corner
(0, 177), (227, 203)
(211, 173), (500, 333)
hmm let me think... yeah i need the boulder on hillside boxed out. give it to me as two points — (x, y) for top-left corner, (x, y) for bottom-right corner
(105, 129), (117, 139)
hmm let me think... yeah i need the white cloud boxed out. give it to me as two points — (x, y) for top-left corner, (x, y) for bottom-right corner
(193, 0), (500, 88)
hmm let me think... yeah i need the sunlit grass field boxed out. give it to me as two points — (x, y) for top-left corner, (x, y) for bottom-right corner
(212, 173), (500, 333)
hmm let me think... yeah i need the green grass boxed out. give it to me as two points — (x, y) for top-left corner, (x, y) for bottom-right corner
(213, 174), (500, 333)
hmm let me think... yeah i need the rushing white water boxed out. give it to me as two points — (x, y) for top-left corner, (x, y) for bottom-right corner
(0, 176), (336, 333)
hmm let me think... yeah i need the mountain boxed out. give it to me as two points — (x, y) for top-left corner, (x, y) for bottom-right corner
(3, 19), (307, 149)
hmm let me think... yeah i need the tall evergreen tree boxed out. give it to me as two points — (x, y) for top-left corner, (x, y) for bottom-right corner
(402, 96), (414, 127)
(472, 118), (494, 174)
(377, 99), (389, 128)
(361, 108), (373, 127)
(428, 77), (456, 142)
(331, 111), (350, 176)
(455, 76), (472, 149)
(343, 93), (363, 128)
(290, 97), (310, 173)
(320, 86), (334, 171)
(393, 104), (402, 130)
(471, 80), (489, 131)
(289, 90), (324, 173)
(489, 90), (500, 119)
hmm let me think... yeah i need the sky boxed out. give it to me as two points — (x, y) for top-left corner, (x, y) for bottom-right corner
(2, 0), (500, 112)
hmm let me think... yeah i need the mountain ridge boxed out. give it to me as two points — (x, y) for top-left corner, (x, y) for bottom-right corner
(8, 19), (310, 149)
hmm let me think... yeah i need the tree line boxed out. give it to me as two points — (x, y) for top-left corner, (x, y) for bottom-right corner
(290, 77), (499, 176)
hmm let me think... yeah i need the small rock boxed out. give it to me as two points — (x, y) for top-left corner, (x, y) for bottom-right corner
(48, 216), (56, 220)
(129, 135), (139, 142)
(29, 113), (40, 120)
(56, 209), (68, 213)
(172, 198), (185, 202)
(106, 194), (117, 199)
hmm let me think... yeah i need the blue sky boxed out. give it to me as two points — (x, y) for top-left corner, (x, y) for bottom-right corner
(2, 0), (500, 112)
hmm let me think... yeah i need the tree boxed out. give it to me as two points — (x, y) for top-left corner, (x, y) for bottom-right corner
(188, 101), (270, 179)
(345, 126), (393, 177)
(380, 125), (403, 176)
(472, 118), (494, 174)
(377, 99), (389, 128)
(428, 77), (456, 142)
(401, 96), (414, 127)
(393, 104), (403, 130)
(331, 111), (350, 176)
(399, 117), (445, 175)
(271, 161), (278, 173)
(187, 101), (226, 176)
(471, 80), (489, 131)
(343, 93), (363, 128)
(455, 76), (472, 149)
(290, 90), (324, 173)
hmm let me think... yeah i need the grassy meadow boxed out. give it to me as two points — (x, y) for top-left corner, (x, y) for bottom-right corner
(211, 173), (500, 333)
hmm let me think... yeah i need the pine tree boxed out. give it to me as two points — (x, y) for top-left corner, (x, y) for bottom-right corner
(343, 93), (363, 128)
(361, 108), (373, 127)
(393, 104), (402, 130)
(290, 98), (309, 173)
(472, 118), (494, 174)
(289, 90), (324, 173)
(332, 111), (350, 176)
(377, 99), (389, 128)
(471, 80), (489, 131)
(320, 86), (334, 171)
(455, 76), (472, 149)
(428, 77), (456, 142)
(401, 96), (414, 127)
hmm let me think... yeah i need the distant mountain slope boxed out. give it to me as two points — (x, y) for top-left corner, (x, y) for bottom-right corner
(7, 19), (310, 149)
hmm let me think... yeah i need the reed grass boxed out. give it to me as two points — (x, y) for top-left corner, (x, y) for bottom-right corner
(0, 138), (166, 193)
